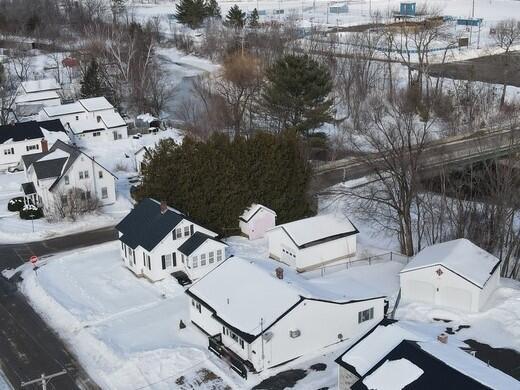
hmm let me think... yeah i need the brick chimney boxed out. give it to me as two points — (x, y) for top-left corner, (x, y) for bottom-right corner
(41, 139), (48, 152)
(160, 201), (168, 215)
(437, 333), (448, 344)
(275, 267), (284, 280)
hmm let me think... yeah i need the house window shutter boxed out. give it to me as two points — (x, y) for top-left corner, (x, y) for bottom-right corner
(172, 252), (177, 267)
(190, 224), (194, 235)
(161, 255), (166, 270)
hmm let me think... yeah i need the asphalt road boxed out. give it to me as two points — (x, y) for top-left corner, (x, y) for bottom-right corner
(0, 226), (117, 390)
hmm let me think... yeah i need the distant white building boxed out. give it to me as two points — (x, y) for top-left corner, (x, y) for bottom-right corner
(134, 146), (152, 174)
(38, 97), (128, 142)
(21, 140), (117, 214)
(116, 198), (228, 282)
(239, 203), (276, 240)
(400, 239), (501, 313)
(266, 214), (359, 272)
(335, 319), (519, 390)
(15, 78), (61, 116)
(0, 120), (67, 170)
(186, 257), (386, 377)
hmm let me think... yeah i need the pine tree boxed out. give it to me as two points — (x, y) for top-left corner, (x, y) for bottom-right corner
(261, 54), (334, 134)
(205, 0), (221, 18)
(248, 8), (259, 28)
(225, 5), (246, 29)
(80, 59), (105, 98)
(175, 0), (208, 29)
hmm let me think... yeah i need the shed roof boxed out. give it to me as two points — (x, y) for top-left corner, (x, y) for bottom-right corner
(400, 239), (500, 288)
(268, 214), (359, 249)
(239, 203), (276, 223)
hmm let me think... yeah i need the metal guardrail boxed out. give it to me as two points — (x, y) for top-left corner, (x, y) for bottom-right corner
(318, 251), (408, 276)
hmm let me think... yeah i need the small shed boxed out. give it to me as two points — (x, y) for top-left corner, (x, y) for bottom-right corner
(239, 203), (276, 240)
(400, 239), (501, 312)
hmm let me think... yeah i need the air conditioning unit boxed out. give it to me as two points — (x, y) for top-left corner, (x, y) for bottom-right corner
(289, 329), (301, 338)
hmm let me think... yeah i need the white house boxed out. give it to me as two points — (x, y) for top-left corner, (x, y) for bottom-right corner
(266, 214), (359, 272)
(15, 78), (61, 116)
(239, 203), (276, 240)
(400, 239), (501, 313)
(116, 198), (229, 282)
(0, 120), (67, 170)
(21, 140), (117, 213)
(186, 257), (386, 377)
(39, 97), (128, 142)
(134, 146), (152, 174)
(335, 319), (519, 390)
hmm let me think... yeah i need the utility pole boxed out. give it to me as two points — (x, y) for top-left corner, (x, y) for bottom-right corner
(21, 370), (67, 390)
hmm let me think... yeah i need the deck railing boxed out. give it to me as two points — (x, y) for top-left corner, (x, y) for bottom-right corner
(317, 251), (409, 276)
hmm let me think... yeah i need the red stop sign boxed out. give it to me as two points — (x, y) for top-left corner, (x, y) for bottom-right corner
(30, 256), (38, 264)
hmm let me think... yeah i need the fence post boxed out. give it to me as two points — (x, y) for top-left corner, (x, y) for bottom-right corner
(368, 257), (371, 265)
(390, 252), (393, 262)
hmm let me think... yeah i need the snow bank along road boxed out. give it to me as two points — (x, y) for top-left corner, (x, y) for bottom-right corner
(0, 227), (117, 389)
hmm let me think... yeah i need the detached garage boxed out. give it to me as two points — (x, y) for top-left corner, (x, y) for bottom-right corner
(400, 239), (501, 313)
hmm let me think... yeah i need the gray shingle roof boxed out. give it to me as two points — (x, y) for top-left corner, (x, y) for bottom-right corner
(116, 198), (186, 251)
(178, 232), (227, 256)
(33, 157), (68, 179)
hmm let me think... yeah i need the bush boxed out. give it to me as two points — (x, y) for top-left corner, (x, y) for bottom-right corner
(19, 204), (44, 220)
(8, 197), (25, 212)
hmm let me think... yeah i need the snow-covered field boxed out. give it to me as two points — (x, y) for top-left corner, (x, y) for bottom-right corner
(10, 221), (520, 389)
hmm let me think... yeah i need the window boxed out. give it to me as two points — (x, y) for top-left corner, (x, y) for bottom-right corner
(26, 144), (39, 151)
(184, 226), (190, 237)
(93, 132), (101, 137)
(162, 254), (172, 269)
(143, 253), (146, 266)
(3, 148), (14, 155)
(86, 190), (91, 200)
(60, 195), (68, 205)
(209, 251), (214, 264)
(196, 302), (201, 313)
(200, 254), (206, 266)
(124, 244), (127, 258)
(176, 228), (182, 239)
(181, 254), (185, 264)
(101, 187), (108, 199)
(147, 255), (151, 270)
(79, 171), (84, 179)
(217, 249), (223, 261)
(84, 170), (89, 179)
(358, 308), (374, 324)
(191, 299), (201, 313)
(192, 256), (198, 268)
(240, 339), (244, 349)
(132, 250), (136, 265)
(64, 175), (69, 185)
(98, 171), (103, 179)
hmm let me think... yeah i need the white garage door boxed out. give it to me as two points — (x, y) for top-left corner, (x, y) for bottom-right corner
(406, 280), (435, 304)
(438, 286), (473, 311)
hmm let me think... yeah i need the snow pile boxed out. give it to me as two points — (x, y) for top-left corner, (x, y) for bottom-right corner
(362, 358), (424, 390)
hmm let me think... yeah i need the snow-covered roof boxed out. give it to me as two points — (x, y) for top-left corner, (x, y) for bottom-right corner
(16, 90), (60, 104)
(362, 358), (424, 390)
(36, 149), (69, 162)
(67, 117), (105, 134)
(239, 203), (276, 222)
(21, 78), (60, 94)
(79, 97), (113, 112)
(269, 214), (358, 249)
(43, 102), (84, 117)
(187, 257), (383, 342)
(401, 239), (500, 288)
(99, 111), (126, 128)
(337, 320), (520, 390)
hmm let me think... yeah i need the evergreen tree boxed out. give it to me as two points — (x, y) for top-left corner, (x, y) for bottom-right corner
(137, 132), (312, 235)
(175, 0), (208, 29)
(248, 8), (259, 28)
(80, 59), (105, 98)
(225, 5), (246, 29)
(261, 54), (334, 134)
(205, 0), (221, 18)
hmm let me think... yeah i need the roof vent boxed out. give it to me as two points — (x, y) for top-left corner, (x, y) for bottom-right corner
(437, 333), (448, 344)
(289, 329), (301, 338)
(160, 201), (168, 215)
(275, 267), (284, 280)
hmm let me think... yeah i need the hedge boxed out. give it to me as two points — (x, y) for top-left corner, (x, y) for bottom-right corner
(8, 197), (25, 212)
(19, 205), (44, 220)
